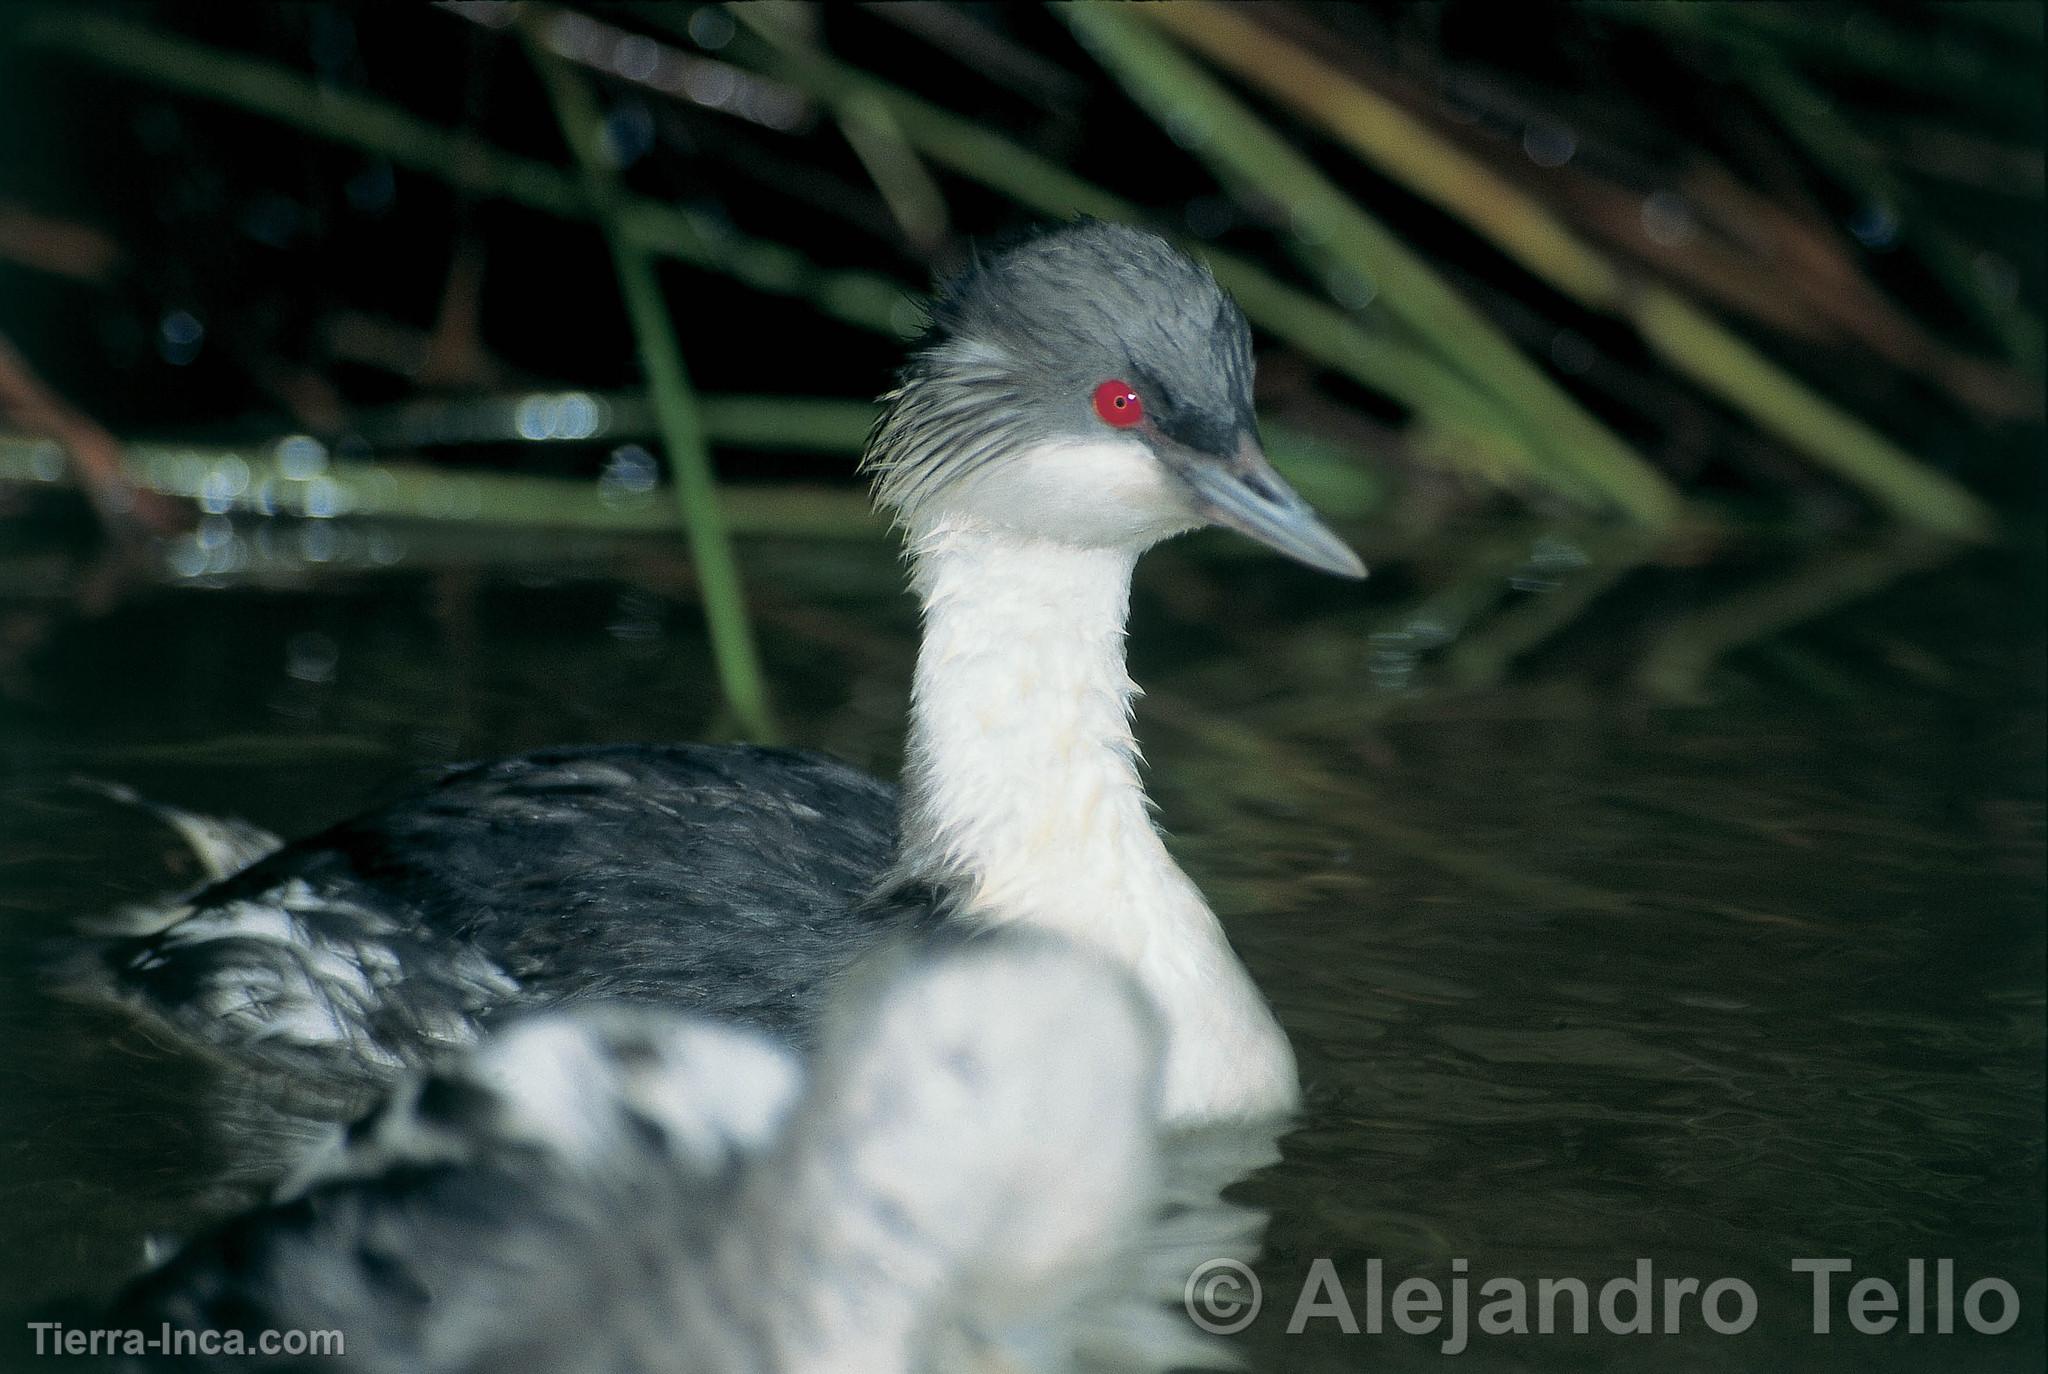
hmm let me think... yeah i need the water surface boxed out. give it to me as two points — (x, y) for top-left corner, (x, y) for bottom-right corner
(1, 523), (2040, 1370)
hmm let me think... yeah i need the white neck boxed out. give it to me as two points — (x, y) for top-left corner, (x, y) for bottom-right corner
(888, 516), (1298, 1122)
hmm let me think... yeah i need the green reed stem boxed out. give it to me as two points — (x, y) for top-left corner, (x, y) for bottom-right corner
(1137, 2), (1997, 543)
(21, 9), (918, 338)
(0, 432), (881, 536)
(721, 9), (1552, 483)
(22, 8), (1514, 506)
(1061, 3), (1681, 528)
(522, 11), (777, 740)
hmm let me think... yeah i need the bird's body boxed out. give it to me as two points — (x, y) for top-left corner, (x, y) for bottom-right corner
(69, 220), (1363, 1141)
(87, 745), (903, 1116)
(113, 935), (1228, 1374)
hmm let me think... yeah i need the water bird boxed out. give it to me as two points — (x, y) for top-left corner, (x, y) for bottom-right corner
(70, 219), (1364, 1146)
(112, 934), (1240, 1374)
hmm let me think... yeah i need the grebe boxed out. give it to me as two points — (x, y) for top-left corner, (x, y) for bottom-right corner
(114, 934), (1234, 1374)
(73, 220), (1363, 1137)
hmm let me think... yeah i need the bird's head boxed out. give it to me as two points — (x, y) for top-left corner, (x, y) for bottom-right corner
(866, 220), (1365, 578)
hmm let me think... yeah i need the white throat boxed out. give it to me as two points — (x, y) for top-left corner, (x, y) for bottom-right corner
(889, 515), (1299, 1122)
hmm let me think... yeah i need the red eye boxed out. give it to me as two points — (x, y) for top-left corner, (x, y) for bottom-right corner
(1092, 379), (1144, 428)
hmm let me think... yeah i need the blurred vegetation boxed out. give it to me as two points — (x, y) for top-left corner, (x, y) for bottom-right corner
(0, 1), (2041, 733)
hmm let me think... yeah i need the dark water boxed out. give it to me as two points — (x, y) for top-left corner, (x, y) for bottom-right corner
(2, 521), (2041, 1371)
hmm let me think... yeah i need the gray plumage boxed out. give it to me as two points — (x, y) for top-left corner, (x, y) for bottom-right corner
(72, 745), (913, 1129)
(868, 219), (1256, 520)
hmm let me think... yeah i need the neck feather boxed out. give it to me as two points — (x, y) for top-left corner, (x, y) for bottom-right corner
(895, 520), (1155, 942)
(887, 516), (1299, 1121)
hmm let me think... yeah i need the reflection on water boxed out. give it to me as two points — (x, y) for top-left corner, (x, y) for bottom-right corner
(1, 524), (2041, 1371)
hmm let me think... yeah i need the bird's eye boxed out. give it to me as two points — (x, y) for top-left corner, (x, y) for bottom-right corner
(1091, 380), (1144, 428)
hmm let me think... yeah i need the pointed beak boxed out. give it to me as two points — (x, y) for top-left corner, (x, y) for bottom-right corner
(1154, 431), (1367, 579)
